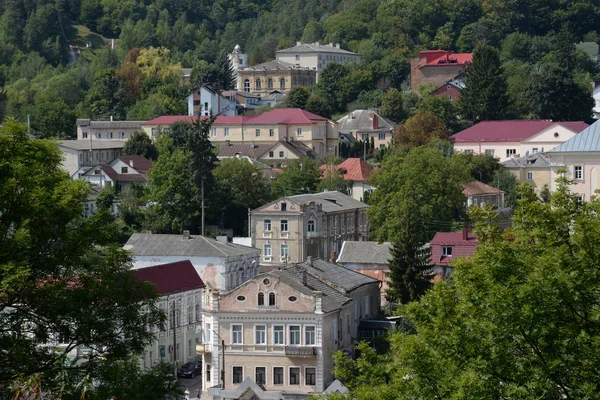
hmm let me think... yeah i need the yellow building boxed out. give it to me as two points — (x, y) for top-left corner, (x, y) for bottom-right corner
(237, 60), (316, 95)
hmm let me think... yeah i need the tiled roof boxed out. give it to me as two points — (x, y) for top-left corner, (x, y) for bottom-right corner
(430, 231), (478, 266)
(277, 42), (358, 55)
(142, 115), (255, 126)
(452, 120), (588, 143)
(124, 233), (260, 257)
(430, 231), (478, 246)
(463, 180), (504, 196)
(501, 152), (563, 169)
(338, 158), (374, 181)
(337, 241), (391, 265)
(279, 140), (313, 158)
(58, 140), (127, 150)
(132, 260), (205, 295)
(415, 51), (472, 68)
(550, 119), (600, 152)
(247, 108), (329, 125)
(217, 143), (272, 158)
(241, 60), (312, 71)
(116, 156), (153, 173)
(337, 110), (396, 132)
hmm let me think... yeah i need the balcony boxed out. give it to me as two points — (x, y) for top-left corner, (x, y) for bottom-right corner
(306, 231), (323, 239)
(285, 346), (316, 357)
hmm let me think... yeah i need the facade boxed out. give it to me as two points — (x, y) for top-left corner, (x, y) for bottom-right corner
(218, 141), (313, 164)
(250, 191), (369, 268)
(237, 60), (316, 96)
(463, 180), (505, 208)
(429, 229), (478, 279)
(133, 260), (205, 370)
(452, 120), (588, 162)
(124, 233), (260, 292)
(592, 81), (600, 120)
(76, 155), (152, 191)
(320, 158), (375, 202)
(58, 139), (126, 176)
(229, 44), (249, 72)
(410, 50), (472, 90)
(337, 110), (395, 148)
(337, 241), (391, 305)
(187, 86), (238, 117)
(203, 258), (380, 398)
(430, 74), (465, 101)
(502, 152), (562, 194)
(547, 120), (600, 201)
(76, 119), (144, 140)
(276, 42), (360, 81)
(142, 108), (340, 157)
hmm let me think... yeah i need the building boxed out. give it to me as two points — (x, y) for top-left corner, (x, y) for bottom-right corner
(142, 108), (340, 157)
(187, 86), (238, 117)
(547, 119), (600, 201)
(133, 260), (205, 370)
(430, 73), (465, 101)
(218, 141), (313, 164)
(502, 152), (563, 194)
(429, 229), (478, 279)
(76, 119), (144, 140)
(463, 180), (505, 208)
(58, 139), (126, 176)
(237, 60), (317, 96)
(337, 110), (396, 148)
(276, 41), (360, 82)
(320, 158), (375, 202)
(76, 155), (152, 191)
(337, 241), (391, 305)
(229, 44), (249, 72)
(203, 258), (380, 398)
(124, 233), (260, 292)
(452, 120), (588, 162)
(410, 50), (472, 90)
(250, 191), (369, 268)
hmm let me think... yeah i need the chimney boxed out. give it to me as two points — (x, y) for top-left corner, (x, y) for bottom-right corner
(370, 113), (379, 129)
(462, 227), (468, 241)
(335, 43), (340, 49)
(306, 256), (312, 267)
(303, 269), (308, 286)
(110, 115), (113, 122)
(129, 159), (134, 167)
(315, 41), (320, 46)
(216, 235), (228, 243)
(296, 41), (301, 46)
(329, 42), (333, 47)
(226, 140), (231, 146)
(183, 230), (191, 239)
(251, 141), (256, 148)
(329, 251), (336, 262)
(313, 291), (324, 314)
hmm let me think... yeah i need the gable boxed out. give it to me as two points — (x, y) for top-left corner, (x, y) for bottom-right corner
(523, 124), (579, 144)
(109, 159), (142, 175)
(259, 142), (303, 160)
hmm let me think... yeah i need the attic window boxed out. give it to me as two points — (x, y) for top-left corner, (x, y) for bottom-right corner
(288, 296), (297, 302)
(281, 202), (287, 211)
(554, 132), (559, 138)
(324, 198), (337, 205)
(237, 295), (246, 302)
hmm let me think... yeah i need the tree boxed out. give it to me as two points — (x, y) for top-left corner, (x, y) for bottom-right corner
(318, 63), (351, 113)
(196, 50), (236, 92)
(379, 88), (405, 123)
(305, 95), (332, 119)
(85, 68), (126, 120)
(123, 131), (159, 160)
(386, 234), (433, 304)
(394, 111), (448, 147)
(271, 159), (321, 198)
(30, 99), (76, 139)
(317, 164), (350, 193)
(459, 44), (510, 122)
(0, 120), (169, 397)
(286, 87), (310, 109)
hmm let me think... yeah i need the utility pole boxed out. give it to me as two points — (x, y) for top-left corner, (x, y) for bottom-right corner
(201, 176), (205, 236)
(173, 307), (177, 376)
(221, 339), (225, 389)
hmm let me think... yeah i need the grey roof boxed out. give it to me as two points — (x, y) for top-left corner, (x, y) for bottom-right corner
(284, 191), (369, 212)
(124, 233), (259, 257)
(337, 110), (396, 133)
(550, 120), (600, 152)
(501, 152), (563, 169)
(242, 59), (312, 71)
(297, 258), (378, 292)
(277, 42), (358, 55)
(76, 119), (144, 129)
(337, 241), (391, 265)
(58, 139), (127, 150)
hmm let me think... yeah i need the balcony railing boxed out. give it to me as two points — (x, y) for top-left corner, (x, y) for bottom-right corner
(306, 231), (323, 239)
(285, 346), (316, 357)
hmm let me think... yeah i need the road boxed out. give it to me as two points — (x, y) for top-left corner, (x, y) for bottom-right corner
(178, 375), (204, 399)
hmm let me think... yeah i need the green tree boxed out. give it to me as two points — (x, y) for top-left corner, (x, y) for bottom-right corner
(30, 99), (76, 139)
(394, 111), (448, 147)
(86, 68), (126, 120)
(379, 88), (405, 123)
(459, 44), (510, 122)
(386, 234), (433, 304)
(123, 131), (159, 160)
(286, 87), (310, 109)
(305, 95), (332, 119)
(317, 164), (350, 193)
(0, 120), (168, 397)
(318, 63), (350, 113)
(271, 159), (321, 198)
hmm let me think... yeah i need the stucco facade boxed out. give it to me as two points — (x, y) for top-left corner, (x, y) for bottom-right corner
(237, 60), (316, 96)
(76, 119), (144, 140)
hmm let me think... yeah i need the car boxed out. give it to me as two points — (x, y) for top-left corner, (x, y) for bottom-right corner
(178, 361), (202, 378)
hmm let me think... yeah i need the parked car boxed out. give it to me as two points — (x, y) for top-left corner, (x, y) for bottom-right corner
(178, 361), (202, 378)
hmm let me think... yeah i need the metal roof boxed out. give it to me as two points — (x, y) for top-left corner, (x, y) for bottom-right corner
(501, 152), (564, 169)
(337, 241), (391, 265)
(254, 191), (368, 213)
(241, 59), (312, 71)
(550, 119), (600, 152)
(337, 110), (396, 133)
(124, 233), (259, 257)
(277, 42), (358, 55)
(58, 140), (127, 150)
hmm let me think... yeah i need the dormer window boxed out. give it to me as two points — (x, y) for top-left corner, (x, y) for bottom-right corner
(442, 246), (453, 257)
(281, 202), (287, 211)
(121, 167), (128, 173)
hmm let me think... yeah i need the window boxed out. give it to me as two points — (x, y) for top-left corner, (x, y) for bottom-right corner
(269, 129), (274, 137)
(289, 368), (300, 385)
(280, 219), (288, 232)
(378, 133), (386, 140)
(280, 78), (286, 89)
(255, 325), (266, 345)
(307, 220), (315, 232)
(281, 244), (288, 260)
(204, 102), (208, 111)
(295, 55), (300, 61)
(268, 78), (273, 89)
(464, 149), (474, 155)
(269, 151), (274, 157)
(574, 165), (583, 180)
(82, 132), (88, 139)
(485, 149), (495, 157)
(442, 246), (453, 257)
(289, 326), (301, 345)
(305, 368), (316, 386)
(244, 79), (250, 92)
(279, 151), (285, 158)
(255, 78), (261, 90)
(269, 292), (276, 306)
(264, 219), (271, 231)
(193, 100), (201, 106)
(108, 132), (113, 138)
(224, 128), (230, 137)
(211, 128), (217, 137)
(296, 127), (302, 136)
(121, 167), (128, 173)
(258, 292), (265, 306)
(347, 314), (351, 334)
(273, 325), (284, 345)
(365, 295), (370, 316)
(120, 132), (125, 138)
(506, 149), (516, 158)
(233, 366), (243, 384)
(361, 133), (369, 141)
(256, 367), (266, 384)
(527, 171), (533, 180)
(96, 133), (101, 138)
(532, 148), (539, 153)
(231, 324), (243, 344)
(273, 367), (284, 385)
(379, 143), (385, 149)
(305, 326), (315, 345)
(577, 195), (584, 203)
(206, 364), (211, 381)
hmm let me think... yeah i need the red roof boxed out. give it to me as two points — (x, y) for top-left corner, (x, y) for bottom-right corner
(417, 51), (472, 68)
(452, 120), (589, 143)
(143, 109), (330, 126)
(143, 115), (195, 125)
(116, 156), (153, 173)
(132, 260), (205, 295)
(430, 231), (478, 267)
(463, 180), (504, 196)
(320, 158), (374, 182)
(430, 231), (478, 246)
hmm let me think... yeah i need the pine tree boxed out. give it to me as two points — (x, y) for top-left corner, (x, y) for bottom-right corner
(459, 44), (510, 122)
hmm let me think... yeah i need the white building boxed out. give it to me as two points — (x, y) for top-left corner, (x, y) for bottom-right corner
(187, 86), (238, 117)
(58, 139), (126, 176)
(76, 155), (152, 191)
(76, 119), (144, 140)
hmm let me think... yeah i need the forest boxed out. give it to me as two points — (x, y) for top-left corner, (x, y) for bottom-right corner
(1, 0), (600, 138)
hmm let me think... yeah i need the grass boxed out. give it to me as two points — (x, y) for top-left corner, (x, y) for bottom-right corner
(65, 24), (110, 49)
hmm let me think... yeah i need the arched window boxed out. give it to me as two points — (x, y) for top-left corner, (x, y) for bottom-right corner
(244, 79), (250, 92)
(269, 292), (276, 306)
(255, 78), (261, 89)
(258, 292), (265, 306)
(280, 78), (286, 89)
(267, 78), (273, 89)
